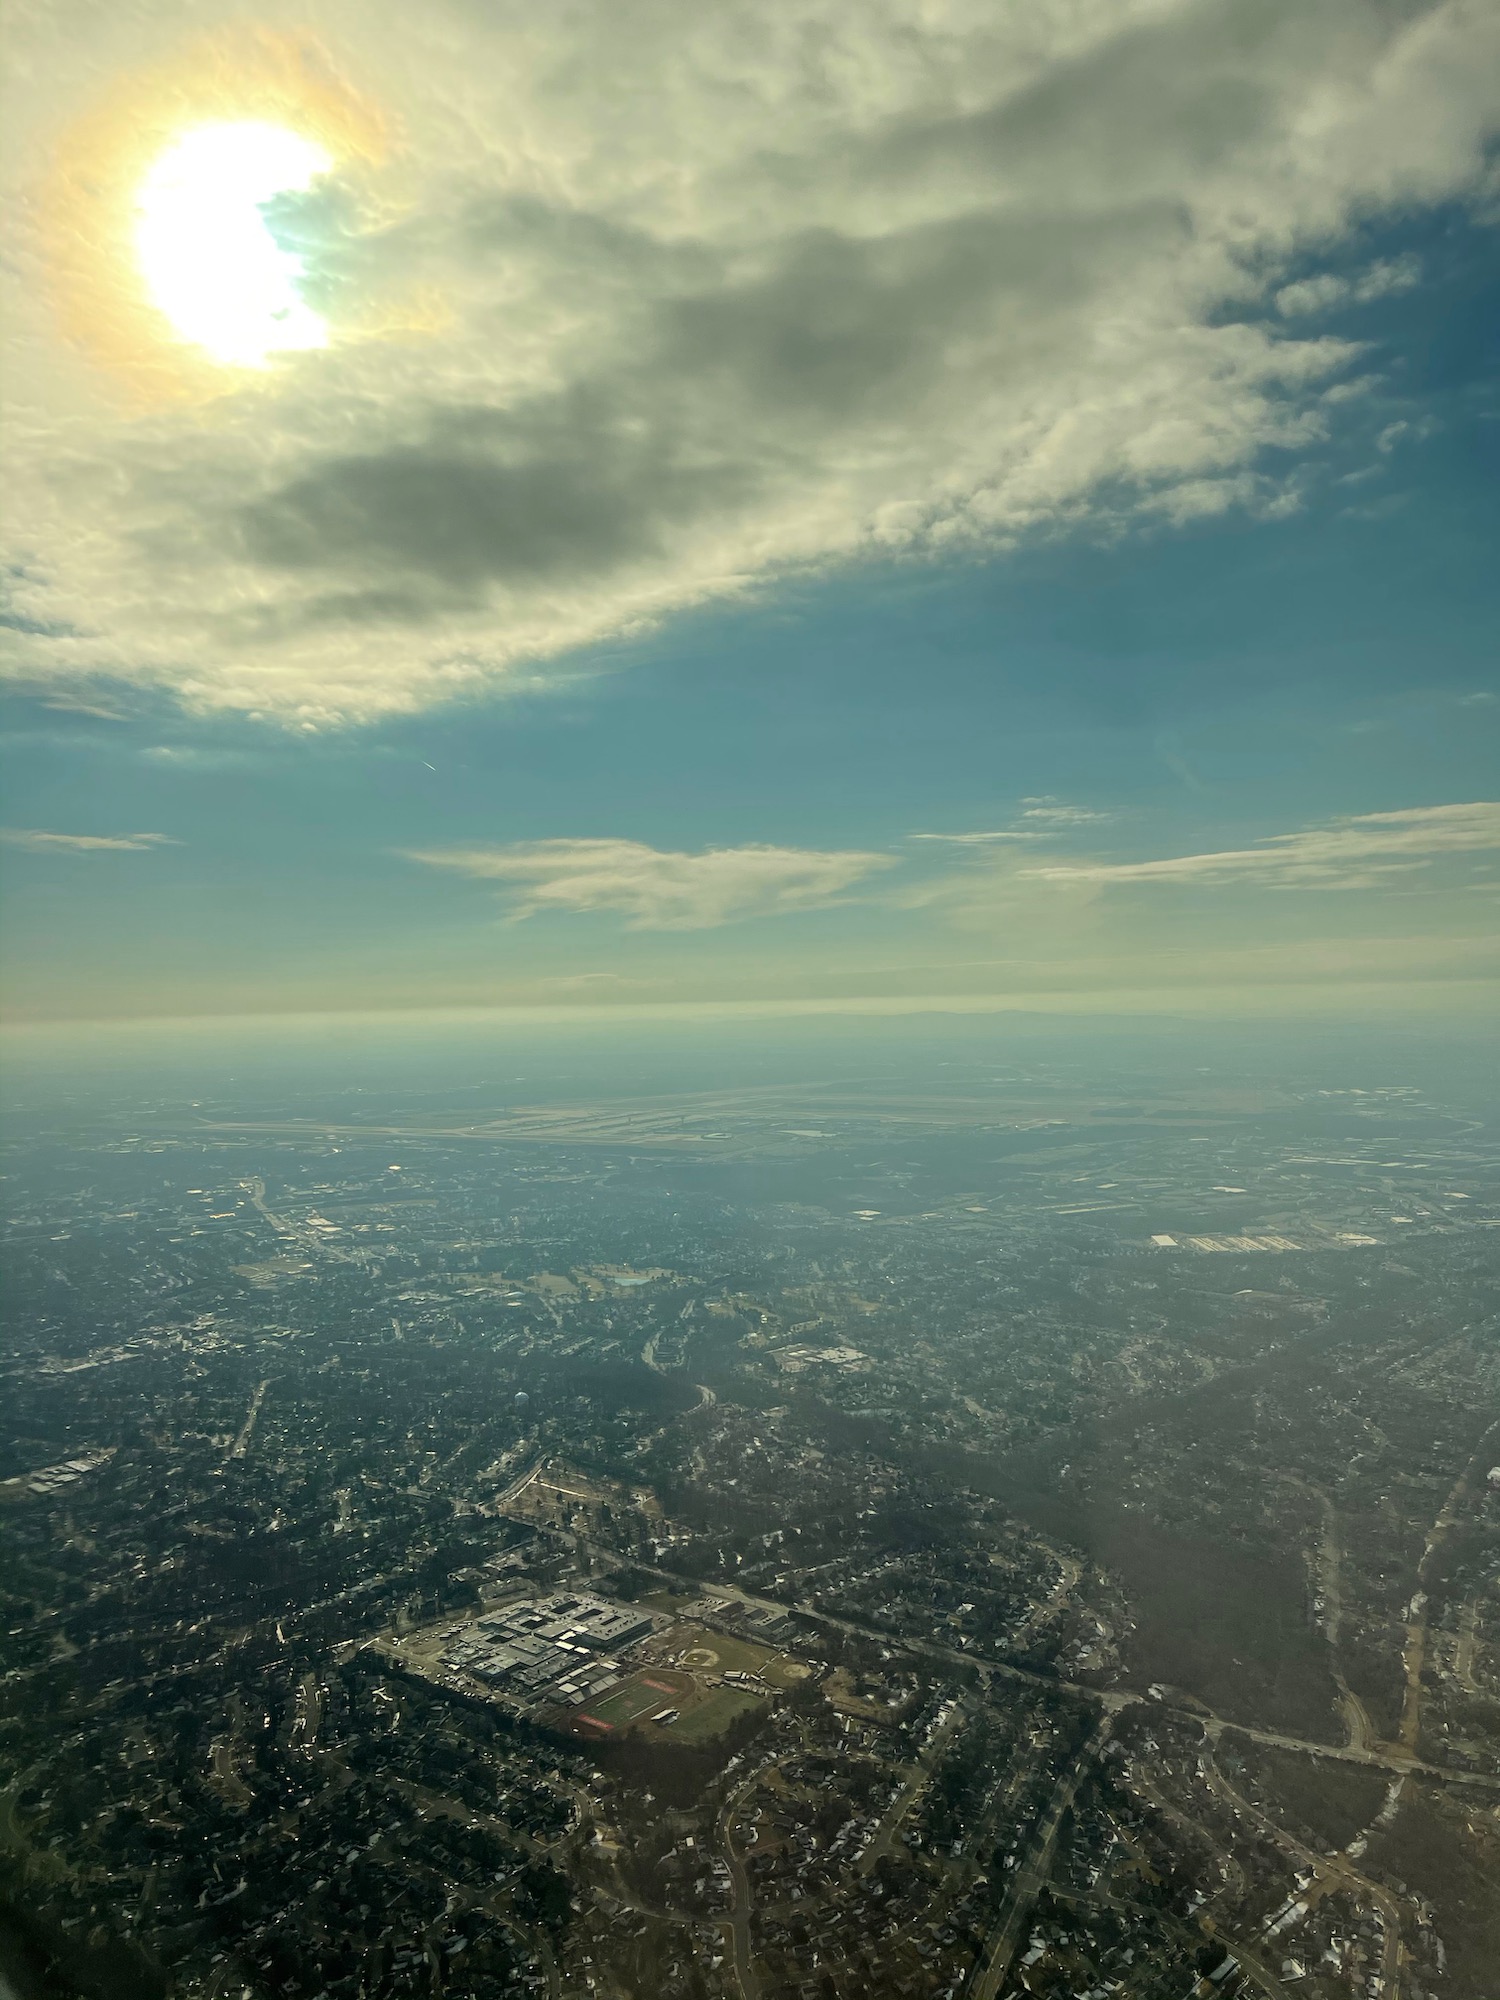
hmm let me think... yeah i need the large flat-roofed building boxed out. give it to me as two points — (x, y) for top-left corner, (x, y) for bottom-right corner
(438, 1592), (656, 1703)
(536, 1600), (654, 1651)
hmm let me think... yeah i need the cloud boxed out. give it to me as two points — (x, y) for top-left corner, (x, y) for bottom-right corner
(1, 827), (176, 852)
(911, 799), (1107, 841)
(3, 0), (1498, 722)
(403, 837), (896, 928)
(37, 693), (133, 720)
(1275, 254), (1424, 318)
(1016, 799), (1110, 825)
(909, 830), (1041, 846)
(236, 410), (754, 597)
(1025, 802), (1500, 891)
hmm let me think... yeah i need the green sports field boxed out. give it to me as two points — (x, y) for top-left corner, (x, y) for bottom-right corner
(573, 1669), (694, 1733)
(569, 1665), (766, 1743)
(660, 1684), (764, 1742)
(659, 1624), (810, 1690)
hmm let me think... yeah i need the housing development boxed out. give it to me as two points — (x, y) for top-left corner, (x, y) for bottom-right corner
(2, 1047), (1498, 2000)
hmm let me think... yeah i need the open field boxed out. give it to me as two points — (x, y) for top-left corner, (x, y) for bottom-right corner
(638, 1587), (695, 1614)
(648, 1623), (810, 1690)
(664, 1685), (765, 1741)
(192, 1077), (1287, 1160)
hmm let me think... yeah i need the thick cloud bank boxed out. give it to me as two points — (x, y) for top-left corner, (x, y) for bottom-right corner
(3, 0), (1498, 723)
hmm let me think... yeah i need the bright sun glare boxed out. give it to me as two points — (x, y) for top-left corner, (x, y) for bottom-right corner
(134, 121), (332, 368)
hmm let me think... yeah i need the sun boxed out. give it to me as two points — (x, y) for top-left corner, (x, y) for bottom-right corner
(134, 122), (332, 369)
(39, 29), (388, 399)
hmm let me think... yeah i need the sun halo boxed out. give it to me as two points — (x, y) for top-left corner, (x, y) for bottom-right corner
(38, 30), (387, 400)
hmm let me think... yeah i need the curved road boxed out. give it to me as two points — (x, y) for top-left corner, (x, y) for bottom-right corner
(1201, 1738), (1405, 1999)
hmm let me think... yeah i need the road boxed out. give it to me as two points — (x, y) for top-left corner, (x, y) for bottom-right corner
(717, 1762), (780, 2000)
(228, 1379), (270, 1462)
(495, 1458), (544, 1509)
(1453, 1598), (1483, 1694)
(377, 1775), (566, 1997)
(1044, 1883), (1294, 2000)
(501, 1508), (1500, 1796)
(967, 1714), (1113, 1999)
(1201, 1739), (1406, 1999)
(240, 1176), (342, 1260)
(858, 1694), (975, 1874)
(1282, 1473), (1376, 1756)
(1213, 1715), (1499, 1792)
(1127, 1767), (1246, 1907)
(1399, 1417), (1500, 1755)
(1007, 1541), (1083, 1656)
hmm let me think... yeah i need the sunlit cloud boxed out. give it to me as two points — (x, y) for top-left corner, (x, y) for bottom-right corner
(1025, 803), (1500, 891)
(1017, 799), (1110, 826)
(403, 838), (897, 929)
(1275, 254), (1422, 319)
(1, 828), (178, 852)
(908, 830), (1042, 846)
(4, 1), (1497, 722)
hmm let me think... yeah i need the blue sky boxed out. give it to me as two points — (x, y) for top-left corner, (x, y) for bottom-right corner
(1, 2), (1497, 1026)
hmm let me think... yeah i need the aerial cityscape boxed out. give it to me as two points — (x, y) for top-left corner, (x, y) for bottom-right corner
(3, 0), (1498, 1995)
(3, 1030), (1497, 2000)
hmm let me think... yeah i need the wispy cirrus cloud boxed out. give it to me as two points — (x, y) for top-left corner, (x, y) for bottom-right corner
(1025, 802), (1500, 891)
(909, 829), (1041, 846)
(37, 694), (133, 721)
(403, 838), (896, 929)
(1016, 799), (1110, 826)
(910, 798), (1108, 843)
(0, 828), (177, 853)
